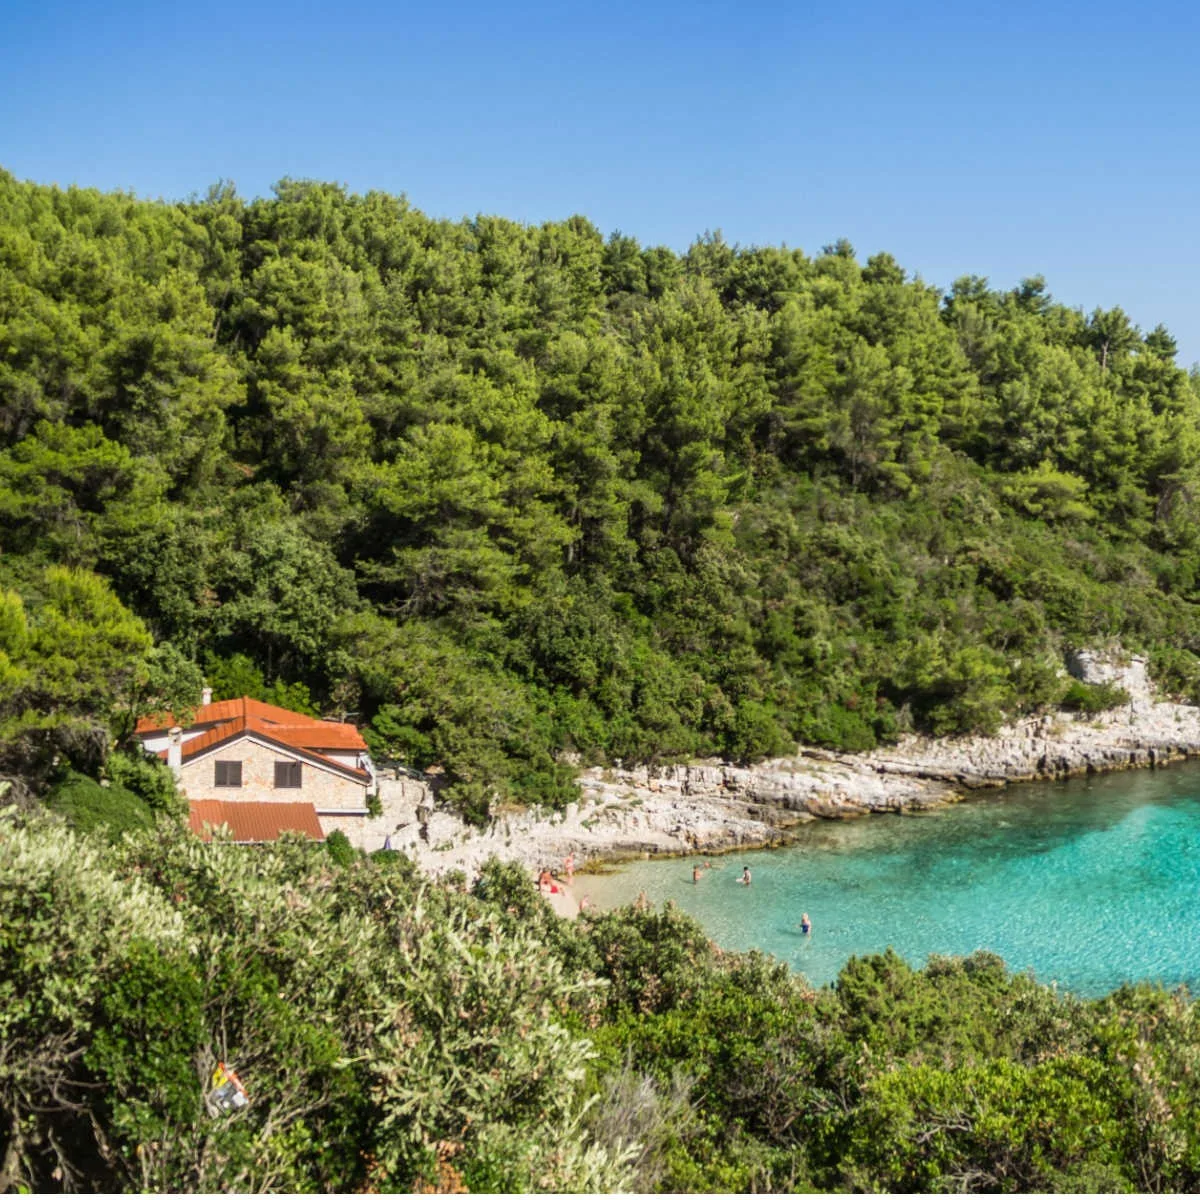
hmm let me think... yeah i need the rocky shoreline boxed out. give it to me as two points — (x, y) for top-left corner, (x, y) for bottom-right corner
(348, 653), (1200, 892)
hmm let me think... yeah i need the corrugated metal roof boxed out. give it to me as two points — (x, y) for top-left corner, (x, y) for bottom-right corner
(188, 800), (325, 843)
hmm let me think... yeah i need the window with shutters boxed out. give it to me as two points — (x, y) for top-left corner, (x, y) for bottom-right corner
(274, 760), (302, 788)
(215, 760), (242, 788)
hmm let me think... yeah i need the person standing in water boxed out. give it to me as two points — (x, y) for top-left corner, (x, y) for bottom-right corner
(800, 912), (812, 935)
(741, 866), (752, 886)
(693, 864), (702, 883)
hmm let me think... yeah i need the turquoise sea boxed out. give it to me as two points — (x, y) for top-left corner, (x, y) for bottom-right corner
(579, 763), (1200, 997)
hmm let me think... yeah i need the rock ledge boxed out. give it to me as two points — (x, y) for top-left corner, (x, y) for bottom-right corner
(351, 660), (1200, 881)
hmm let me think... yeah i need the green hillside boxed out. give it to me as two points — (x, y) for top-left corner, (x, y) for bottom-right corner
(5, 174), (1200, 1191)
(4, 170), (1200, 817)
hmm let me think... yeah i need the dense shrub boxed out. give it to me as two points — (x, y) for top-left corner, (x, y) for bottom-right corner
(0, 817), (633, 1193)
(1060, 679), (1131, 713)
(323, 828), (355, 866)
(45, 770), (154, 839)
(5, 816), (1200, 1193)
(106, 749), (188, 819)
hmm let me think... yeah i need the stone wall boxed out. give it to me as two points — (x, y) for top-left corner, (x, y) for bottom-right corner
(319, 772), (431, 850)
(178, 736), (369, 812)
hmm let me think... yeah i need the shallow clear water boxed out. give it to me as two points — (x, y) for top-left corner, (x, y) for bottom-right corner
(579, 764), (1200, 996)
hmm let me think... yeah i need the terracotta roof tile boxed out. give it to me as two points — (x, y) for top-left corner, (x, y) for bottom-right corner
(176, 718), (243, 759)
(137, 696), (362, 740)
(262, 723), (368, 751)
(137, 696), (370, 775)
(189, 800), (324, 843)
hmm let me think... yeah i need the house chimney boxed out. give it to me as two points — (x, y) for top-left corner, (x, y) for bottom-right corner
(168, 726), (183, 775)
(201, 686), (213, 707)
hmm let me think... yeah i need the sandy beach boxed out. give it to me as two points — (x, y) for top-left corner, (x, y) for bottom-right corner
(540, 877), (582, 918)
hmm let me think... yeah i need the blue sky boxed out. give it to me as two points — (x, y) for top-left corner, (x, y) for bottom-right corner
(6, 0), (1200, 362)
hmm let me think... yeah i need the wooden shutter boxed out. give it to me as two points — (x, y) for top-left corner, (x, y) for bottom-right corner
(215, 761), (243, 788)
(274, 761), (302, 788)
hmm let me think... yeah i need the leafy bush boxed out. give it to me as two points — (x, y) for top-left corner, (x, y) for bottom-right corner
(106, 748), (187, 819)
(45, 770), (154, 839)
(324, 828), (356, 866)
(1060, 679), (1130, 712)
(842, 1055), (1127, 1192)
(794, 701), (878, 752)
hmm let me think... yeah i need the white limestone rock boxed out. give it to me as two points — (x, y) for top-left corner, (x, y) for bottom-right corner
(357, 645), (1200, 884)
(1065, 647), (1154, 701)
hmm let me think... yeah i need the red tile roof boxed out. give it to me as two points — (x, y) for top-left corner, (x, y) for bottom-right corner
(137, 696), (370, 782)
(264, 723), (369, 751)
(172, 720), (239, 760)
(136, 697), (368, 750)
(189, 800), (325, 843)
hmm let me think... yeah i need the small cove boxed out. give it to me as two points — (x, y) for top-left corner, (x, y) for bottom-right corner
(579, 761), (1200, 997)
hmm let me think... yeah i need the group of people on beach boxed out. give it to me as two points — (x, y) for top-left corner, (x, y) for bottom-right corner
(539, 852), (811, 932)
(537, 851), (593, 909)
(537, 851), (575, 891)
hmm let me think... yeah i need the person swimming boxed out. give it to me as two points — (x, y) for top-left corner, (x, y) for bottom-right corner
(800, 912), (812, 935)
(692, 864), (702, 883)
(741, 866), (752, 886)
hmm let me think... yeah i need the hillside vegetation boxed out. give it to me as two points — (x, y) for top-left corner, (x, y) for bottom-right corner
(4, 170), (1200, 818)
(5, 175), (1200, 1192)
(4, 811), (1200, 1193)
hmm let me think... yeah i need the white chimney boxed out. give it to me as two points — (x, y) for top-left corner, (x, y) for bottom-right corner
(201, 686), (213, 707)
(167, 726), (183, 775)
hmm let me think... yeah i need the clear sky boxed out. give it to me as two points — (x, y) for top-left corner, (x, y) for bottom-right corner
(5, 0), (1200, 362)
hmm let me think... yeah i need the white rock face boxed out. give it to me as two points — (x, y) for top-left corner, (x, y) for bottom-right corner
(334, 649), (1200, 882)
(1065, 648), (1154, 702)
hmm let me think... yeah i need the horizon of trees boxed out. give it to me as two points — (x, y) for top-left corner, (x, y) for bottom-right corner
(5, 169), (1200, 819)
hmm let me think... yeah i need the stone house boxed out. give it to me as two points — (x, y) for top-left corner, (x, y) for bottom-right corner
(135, 693), (378, 842)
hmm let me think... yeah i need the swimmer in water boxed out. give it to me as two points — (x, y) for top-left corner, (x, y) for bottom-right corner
(800, 912), (812, 935)
(693, 864), (702, 883)
(741, 866), (752, 886)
